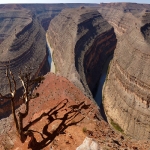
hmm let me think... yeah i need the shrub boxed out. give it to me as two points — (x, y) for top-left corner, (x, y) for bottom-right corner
(110, 119), (124, 133)
(82, 127), (87, 133)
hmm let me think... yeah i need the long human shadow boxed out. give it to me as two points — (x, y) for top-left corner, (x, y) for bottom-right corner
(23, 99), (90, 150)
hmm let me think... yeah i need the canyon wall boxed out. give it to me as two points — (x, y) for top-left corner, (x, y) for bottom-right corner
(47, 7), (117, 99)
(99, 3), (150, 139)
(0, 7), (49, 118)
(21, 4), (99, 30)
(0, 3), (99, 119)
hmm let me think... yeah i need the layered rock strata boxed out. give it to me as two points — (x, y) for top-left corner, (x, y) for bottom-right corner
(0, 8), (49, 118)
(47, 8), (116, 98)
(0, 3), (100, 119)
(0, 3), (100, 32)
(21, 4), (99, 30)
(99, 3), (150, 139)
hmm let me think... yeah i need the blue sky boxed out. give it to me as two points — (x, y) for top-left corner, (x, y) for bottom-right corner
(0, 0), (150, 4)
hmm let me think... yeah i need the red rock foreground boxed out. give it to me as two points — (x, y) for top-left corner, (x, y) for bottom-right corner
(0, 73), (149, 149)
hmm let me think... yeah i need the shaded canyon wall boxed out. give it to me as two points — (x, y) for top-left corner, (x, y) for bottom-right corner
(47, 7), (117, 100)
(0, 8), (49, 118)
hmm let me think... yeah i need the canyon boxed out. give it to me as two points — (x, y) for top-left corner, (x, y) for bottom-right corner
(0, 3), (97, 119)
(1, 73), (149, 150)
(0, 6), (49, 118)
(47, 7), (117, 100)
(99, 3), (150, 140)
(0, 2), (150, 149)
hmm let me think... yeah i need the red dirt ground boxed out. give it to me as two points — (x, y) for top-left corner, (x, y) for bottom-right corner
(0, 72), (149, 150)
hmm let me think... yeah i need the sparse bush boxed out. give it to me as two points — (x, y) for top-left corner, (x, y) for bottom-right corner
(82, 127), (87, 133)
(110, 119), (124, 133)
(71, 120), (76, 124)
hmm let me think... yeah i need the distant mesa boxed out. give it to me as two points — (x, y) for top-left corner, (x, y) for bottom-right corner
(80, 6), (85, 9)
(2, 4), (23, 10)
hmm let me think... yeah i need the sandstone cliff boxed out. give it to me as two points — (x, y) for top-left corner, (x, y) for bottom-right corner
(0, 4), (150, 149)
(99, 3), (150, 139)
(0, 4), (100, 119)
(47, 7), (117, 99)
(0, 8), (49, 118)
(21, 4), (99, 30)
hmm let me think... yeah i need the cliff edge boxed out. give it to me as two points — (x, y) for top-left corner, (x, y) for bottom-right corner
(0, 73), (149, 150)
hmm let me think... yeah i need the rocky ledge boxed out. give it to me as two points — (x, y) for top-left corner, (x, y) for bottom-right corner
(99, 3), (150, 139)
(47, 7), (117, 99)
(0, 73), (149, 150)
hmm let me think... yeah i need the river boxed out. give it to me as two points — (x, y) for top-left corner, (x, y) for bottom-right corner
(46, 33), (110, 108)
(46, 33), (111, 121)
(94, 57), (112, 106)
(46, 34), (55, 73)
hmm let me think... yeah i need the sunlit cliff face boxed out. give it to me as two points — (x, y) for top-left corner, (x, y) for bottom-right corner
(47, 8), (116, 101)
(0, 7), (49, 118)
(99, 3), (150, 139)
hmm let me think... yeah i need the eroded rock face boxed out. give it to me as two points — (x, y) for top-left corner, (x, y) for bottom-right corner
(0, 4), (100, 118)
(99, 3), (150, 139)
(47, 7), (116, 98)
(0, 8), (49, 118)
(21, 4), (99, 30)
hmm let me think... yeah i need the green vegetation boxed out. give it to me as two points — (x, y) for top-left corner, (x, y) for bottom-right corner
(82, 127), (87, 133)
(106, 59), (112, 78)
(110, 119), (124, 133)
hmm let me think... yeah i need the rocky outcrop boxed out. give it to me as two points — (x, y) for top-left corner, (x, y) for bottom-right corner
(0, 8), (49, 118)
(0, 73), (149, 150)
(99, 3), (150, 139)
(47, 7), (117, 98)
